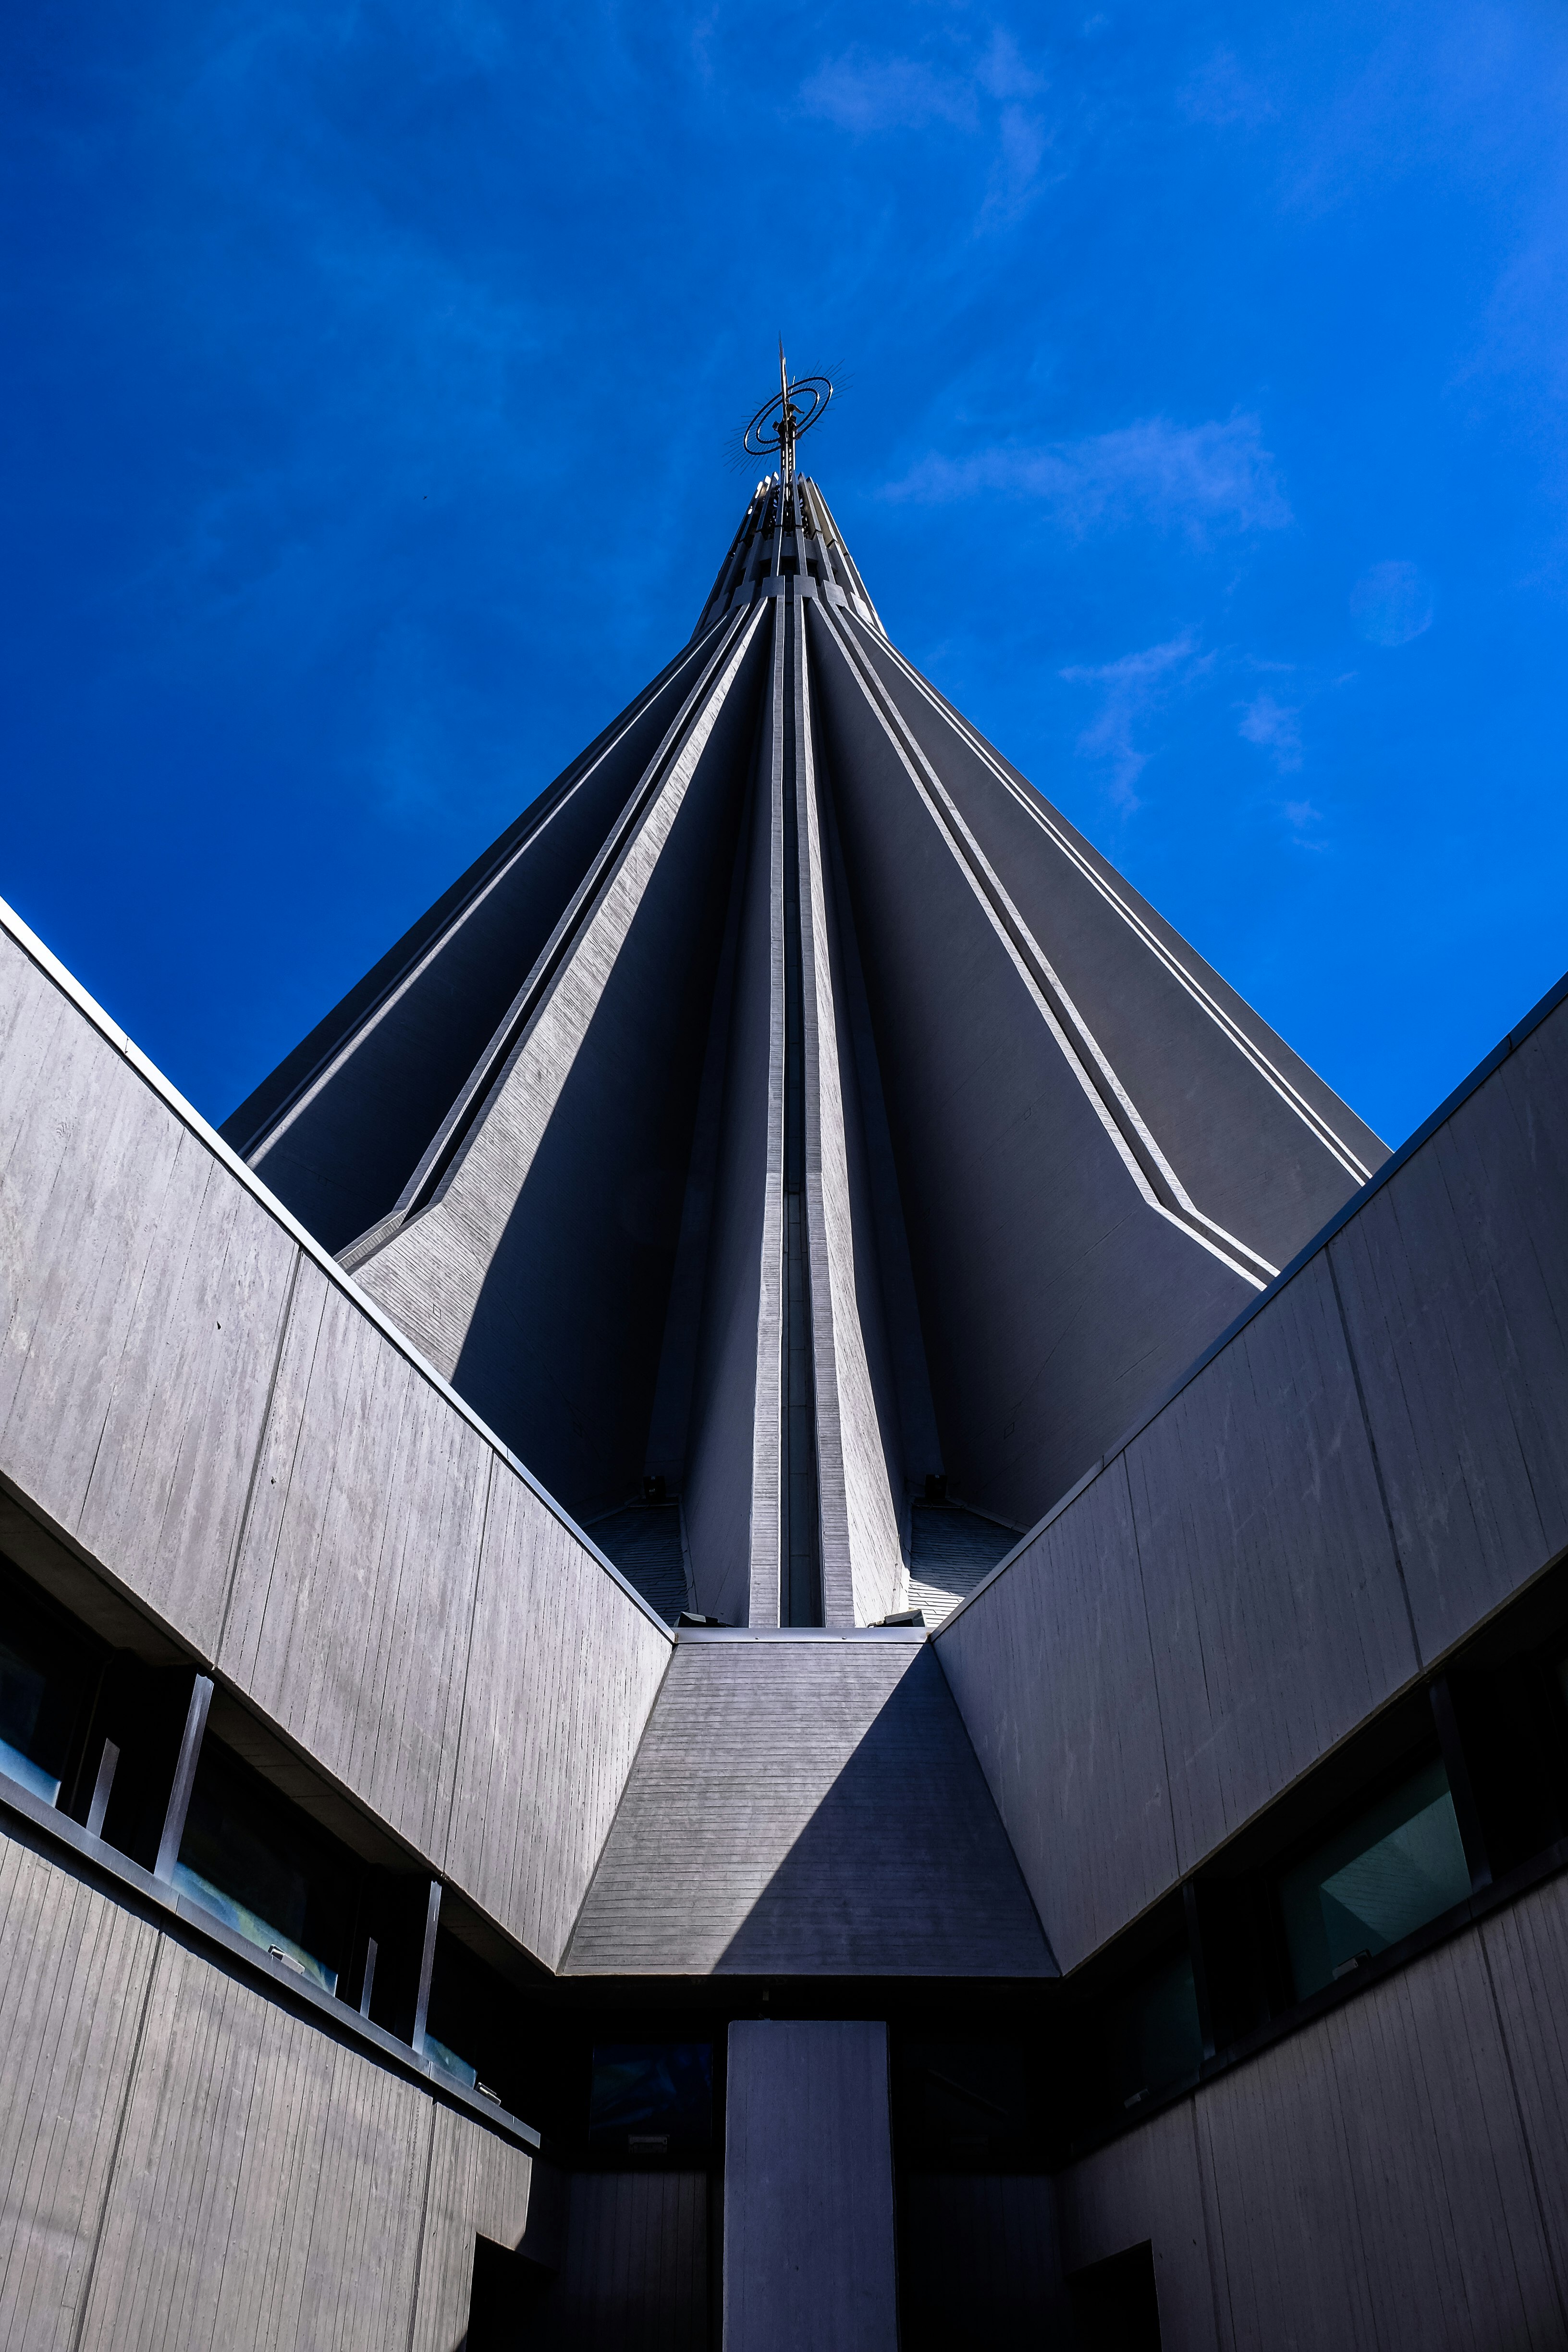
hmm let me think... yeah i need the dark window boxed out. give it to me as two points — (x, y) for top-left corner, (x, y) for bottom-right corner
(588, 2042), (712, 2160)
(1446, 1660), (1565, 1876)
(426, 2022), (478, 2087)
(1068, 2242), (1162, 2349)
(896, 2038), (1037, 2168)
(1104, 1946), (1202, 2116)
(1274, 1754), (1469, 1999)
(173, 1741), (358, 1995)
(0, 1561), (99, 1806)
(424, 1928), (527, 2111)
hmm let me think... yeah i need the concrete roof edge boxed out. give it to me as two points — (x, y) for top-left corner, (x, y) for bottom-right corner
(933, 960), (1568, 1643)
(0, 893), (675, 1649)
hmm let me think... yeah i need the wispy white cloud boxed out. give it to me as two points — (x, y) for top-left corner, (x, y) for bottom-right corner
(976, 29), (1046, 104)
(800, 30), (1053, 221)
(800, 49), (976, 134)
(1280, 796), (1329, 851)
(1237, 690), (1303, 770)
(1349, 560), (1435, 646)
(1178, 48), (1277, 131)
(1061, 631), (1211, 810)
(884, 414), (1292, 541)
(984, 104), (1052, 224)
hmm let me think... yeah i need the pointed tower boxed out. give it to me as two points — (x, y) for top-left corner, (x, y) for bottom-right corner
(223, 449), (1384, 1630)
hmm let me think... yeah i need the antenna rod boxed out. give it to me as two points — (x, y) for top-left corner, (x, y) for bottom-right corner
(739, 350), (830, 488)
(778, 334), (796, 490)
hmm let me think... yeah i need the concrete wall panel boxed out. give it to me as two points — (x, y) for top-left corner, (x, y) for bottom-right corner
(538, 2172), (708, 2351)
(1055, 2096), (1225, 2352)
(221, 1262), (490, 1865)
(0, 1835), (160, 2352)
(1058, 1892), (1568, 2352)
(1479, 1869), (1568, 2305)
(1197, 1924), (1563, 2351)
(936, 986), (1568, 1963)
(445, 1466), (672, 1970)
(75, 1936), (429, 2352)
(0, 930), (297, 1651)
(409, 2105), (551, 2352)
(1127, 1250), (1416, 1872)
(2, 906), (674, 1991)
(934, 1461), (1176, 1972)
(1330, 1004), (1568, 1662)
(0, 1827), (568, 2352)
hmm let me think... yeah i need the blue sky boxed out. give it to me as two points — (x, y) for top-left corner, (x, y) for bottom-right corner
(4, 0), (1566, 1147)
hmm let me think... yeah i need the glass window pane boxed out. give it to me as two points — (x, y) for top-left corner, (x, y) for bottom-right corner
(0, 1591), (95, 1807)
(173, 1752), (342, 1995)
(0, 1732), (61, 1806)
(0, 1639), (52, 1795)
(1104, 1949), (1201, 2112)
(423, 1928), (521, 2104)
(589, 2044), (712, 2145)
(1277, 1756), (1470, 2000)
(426, 2033), (477, 2087)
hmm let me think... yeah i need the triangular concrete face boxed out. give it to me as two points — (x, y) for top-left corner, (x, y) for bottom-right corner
(223, 476), (1383, 1627)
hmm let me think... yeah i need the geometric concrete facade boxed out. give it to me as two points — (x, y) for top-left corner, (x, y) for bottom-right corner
(224, 474), (1384, 1626)
(1, 465), (1567, 2350)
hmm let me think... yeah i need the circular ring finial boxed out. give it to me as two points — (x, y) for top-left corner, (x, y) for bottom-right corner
(742, 374), (833, 460)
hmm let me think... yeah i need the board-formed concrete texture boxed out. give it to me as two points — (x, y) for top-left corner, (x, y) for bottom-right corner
(1054, 1876), (1568, 2349)
(723, 2021), (899, 2352)
(0, 1820), (556, 2352)
(3, 451), (1568, 2348)
(564, 1631), (1052, 1978)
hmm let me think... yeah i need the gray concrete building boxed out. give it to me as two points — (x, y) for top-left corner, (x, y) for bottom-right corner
(1, 446), (1566, 2349)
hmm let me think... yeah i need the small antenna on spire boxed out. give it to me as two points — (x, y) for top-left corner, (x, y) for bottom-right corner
(742, 349), (833, 487)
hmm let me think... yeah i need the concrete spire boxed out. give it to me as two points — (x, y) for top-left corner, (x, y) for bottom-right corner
(223, 480), (1384, 1623)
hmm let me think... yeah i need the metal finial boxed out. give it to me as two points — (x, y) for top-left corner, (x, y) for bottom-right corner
(743, 349), (833, 486)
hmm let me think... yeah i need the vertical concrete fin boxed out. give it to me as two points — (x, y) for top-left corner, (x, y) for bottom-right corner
(792, 598), (905, 1627)
(681, 600), (787, 1625)
(349, 604), (770, 1521)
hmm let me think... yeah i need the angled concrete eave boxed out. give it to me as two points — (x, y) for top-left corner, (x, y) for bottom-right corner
(933, 963), (1568, 1974)
(0, 891), (675, 1977)
(563, 1628), (1055, 1979)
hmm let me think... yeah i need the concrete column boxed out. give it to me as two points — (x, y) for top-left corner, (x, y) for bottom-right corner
(793, 600), (905, 1627)
(723, 2019), (899, 2352)
(681, 600), (787, 1626)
